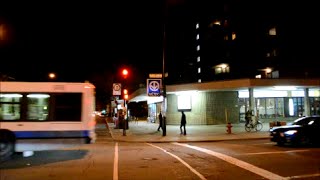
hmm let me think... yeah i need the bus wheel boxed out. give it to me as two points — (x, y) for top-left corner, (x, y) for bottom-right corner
(0, 132), (15, 162)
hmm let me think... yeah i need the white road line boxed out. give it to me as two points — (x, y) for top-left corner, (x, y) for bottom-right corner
(287, 173), (320, 179)
(243, 149), (309, 155)
(264, 142), (276, 145)
(113, 142), (118, 180)
(173, 142), (287, 180)
(147, 143), (207, 180)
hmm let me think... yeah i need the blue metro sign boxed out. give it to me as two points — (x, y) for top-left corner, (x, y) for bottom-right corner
(147, 79), (162, 97)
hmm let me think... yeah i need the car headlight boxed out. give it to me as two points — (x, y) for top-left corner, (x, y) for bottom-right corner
(284, 130), (298, 135)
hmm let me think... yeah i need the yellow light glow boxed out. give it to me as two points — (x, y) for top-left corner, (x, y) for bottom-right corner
(49, 73), (56, 79)
(265, 68), (272, 73)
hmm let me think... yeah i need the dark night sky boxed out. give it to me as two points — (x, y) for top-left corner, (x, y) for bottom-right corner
(1, 1), (170, 83)
(2, 0), (319, 83)
(1, 0), (320, 104)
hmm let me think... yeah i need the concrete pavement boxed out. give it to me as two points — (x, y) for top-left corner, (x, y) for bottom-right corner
(105, 120), (272, 143)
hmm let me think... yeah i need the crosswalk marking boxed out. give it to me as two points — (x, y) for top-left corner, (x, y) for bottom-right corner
(173, 142), (287, 180)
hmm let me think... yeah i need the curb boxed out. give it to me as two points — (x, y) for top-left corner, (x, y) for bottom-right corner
(104, 120), (271, 143)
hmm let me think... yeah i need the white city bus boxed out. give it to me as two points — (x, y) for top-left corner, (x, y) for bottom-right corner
(0, 81), (96, 161)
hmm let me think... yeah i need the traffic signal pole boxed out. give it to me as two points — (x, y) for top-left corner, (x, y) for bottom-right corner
(123, 99), (126, 136)
(122, 69), (129, 136)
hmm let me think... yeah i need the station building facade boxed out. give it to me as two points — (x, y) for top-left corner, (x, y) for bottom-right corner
(129, 78), (320, 125)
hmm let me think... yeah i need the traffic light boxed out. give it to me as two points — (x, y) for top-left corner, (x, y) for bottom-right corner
(123, 89), (128, 100)
(122, 69), (128, 79)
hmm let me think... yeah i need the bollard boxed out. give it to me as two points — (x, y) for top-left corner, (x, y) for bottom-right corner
(226, 122), (232, 134)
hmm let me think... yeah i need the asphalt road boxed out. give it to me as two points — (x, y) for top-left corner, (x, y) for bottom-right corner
(1, 121), (320, 180)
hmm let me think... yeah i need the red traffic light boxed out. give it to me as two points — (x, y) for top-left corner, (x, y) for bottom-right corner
(122, 69), (128, 76)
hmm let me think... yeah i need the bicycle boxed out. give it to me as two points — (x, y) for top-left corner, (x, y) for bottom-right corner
(245, 120), (263, 132)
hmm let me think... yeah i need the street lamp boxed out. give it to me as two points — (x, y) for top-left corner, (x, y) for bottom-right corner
(48, 73), (56, 80)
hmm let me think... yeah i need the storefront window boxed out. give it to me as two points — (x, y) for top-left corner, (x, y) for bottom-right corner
(256, 98), (266, 118)
(275, 98), (284, 117)
(255, 98), (285, 119)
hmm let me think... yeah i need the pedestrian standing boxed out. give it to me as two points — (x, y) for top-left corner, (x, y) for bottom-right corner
(180, 111), (186, 135)
(157, 112), (163, 131)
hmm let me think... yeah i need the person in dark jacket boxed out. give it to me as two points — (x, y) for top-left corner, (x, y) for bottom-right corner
(245, 110), (253, 127)
(180, 111), (186, 135)
(157, 112), (163, 131)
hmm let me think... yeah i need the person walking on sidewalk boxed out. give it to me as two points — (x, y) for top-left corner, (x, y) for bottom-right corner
(157, 112), (163, 131)
(180, 111), (186, 135)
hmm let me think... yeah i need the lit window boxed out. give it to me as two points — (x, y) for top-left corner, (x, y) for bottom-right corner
(214, 63), (230, 74)
(197, 56), (200, 62)
(265, 67), (272, 73)
(224, 35), (229, 40)
(269, 27), (276, 36)
(198, 79), (201, 83)
(267, 49), (277, 57)
(289, 98), (294, 116)
(196, 23), (199, 29)
(198, 67), (201, 73)
(214, 20), (221, 25)
(215, 68), (222, 74)
(197, 45), (200, 51)
(196, 34), (199, 40)
(255, 75), (262, 79)
(232, 32), (236, 40)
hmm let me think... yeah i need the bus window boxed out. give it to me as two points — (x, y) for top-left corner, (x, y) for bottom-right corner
(27, 94), (50, 121)
(52, 93), (82, 121)
(0, 93), (22, 120)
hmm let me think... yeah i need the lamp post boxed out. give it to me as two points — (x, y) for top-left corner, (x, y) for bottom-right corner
(48, 73), (56, 80)
(161, 6), (167, 137)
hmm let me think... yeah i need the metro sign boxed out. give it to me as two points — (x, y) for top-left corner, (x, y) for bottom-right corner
(147, 79), (161, 97)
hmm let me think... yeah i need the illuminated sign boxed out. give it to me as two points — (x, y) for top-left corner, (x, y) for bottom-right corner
(113, 83), (121, 96)
(177, 94), (191, 110)
(149, 74), (162, 78)
(147, 79), (161, 97)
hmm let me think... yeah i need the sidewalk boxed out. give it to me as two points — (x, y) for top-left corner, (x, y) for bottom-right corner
(106, 120), (271, 143)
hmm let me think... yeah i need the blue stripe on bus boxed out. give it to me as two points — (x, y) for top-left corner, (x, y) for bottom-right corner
(14, 130), (90, 138)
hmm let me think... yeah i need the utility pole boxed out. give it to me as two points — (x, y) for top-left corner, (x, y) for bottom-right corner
(161, 0), (168, 136)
